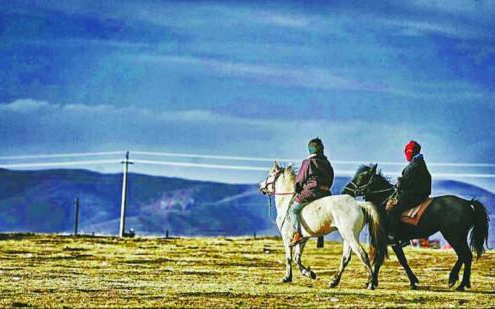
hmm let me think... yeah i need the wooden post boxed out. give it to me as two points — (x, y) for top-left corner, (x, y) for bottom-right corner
(119, 151), (133, 237)
(317, 236), (324, 248)
(74, 198), (79, 236)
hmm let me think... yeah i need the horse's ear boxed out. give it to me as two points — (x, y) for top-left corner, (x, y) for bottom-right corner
(273, 161), (280, 169)
(371, 164), (378, 174)
(286, 163), (293, 170)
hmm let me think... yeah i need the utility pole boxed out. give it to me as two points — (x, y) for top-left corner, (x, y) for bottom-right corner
(74, 197), (79, 236)
(119, 151), (134, 237)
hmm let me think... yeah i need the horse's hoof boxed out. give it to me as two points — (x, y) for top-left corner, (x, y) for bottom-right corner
(456, 285), (466, 292)
(372, 278), (379, 287)
(281, 277), (292, 283)
(367, 283), (375, 290)
(329, 280), (339, 288)
(309, 271), (317, 280)
(410, 284), (418, 290)
(448, 275), (458, 288)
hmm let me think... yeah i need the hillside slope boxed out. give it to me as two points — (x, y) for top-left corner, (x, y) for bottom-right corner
(0, 168), (493, 245)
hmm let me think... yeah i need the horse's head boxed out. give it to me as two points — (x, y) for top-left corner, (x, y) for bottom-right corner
(259, 161), (294, 196)
(341, 164), (378, 197)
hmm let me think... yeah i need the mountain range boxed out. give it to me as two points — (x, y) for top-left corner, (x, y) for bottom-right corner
(0, 168), (493, 246)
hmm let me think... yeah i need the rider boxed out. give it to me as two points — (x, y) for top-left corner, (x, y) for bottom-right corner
(290, 137), (334, 246)
(387, 140), (432, 243)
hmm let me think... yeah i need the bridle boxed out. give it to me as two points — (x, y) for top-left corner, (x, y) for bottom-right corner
(261, 168), (296, 225)
(342, 180), (370, 196)
(343, 171), (394, 197)
(262, 169), (295, 196)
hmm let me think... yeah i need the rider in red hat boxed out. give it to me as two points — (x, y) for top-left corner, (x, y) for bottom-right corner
(290, 138), (334, 246)
(388, 140), (432, 243)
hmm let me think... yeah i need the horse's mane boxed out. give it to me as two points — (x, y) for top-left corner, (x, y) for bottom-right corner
(356, 164), (371, 176)
(284, 166), (297, 182)
(357, 164), (391, 184)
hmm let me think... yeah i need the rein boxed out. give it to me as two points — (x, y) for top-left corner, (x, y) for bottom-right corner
(268, 193), (296, 226)
(342, 181), (360, 194)
(263, 169), (296, 226)
(367, 187), (395, 195)
(343, 173), (395, 197)
(343, 180), (371, 195)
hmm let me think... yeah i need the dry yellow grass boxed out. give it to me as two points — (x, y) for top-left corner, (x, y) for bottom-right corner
(0, 234), (493, 308)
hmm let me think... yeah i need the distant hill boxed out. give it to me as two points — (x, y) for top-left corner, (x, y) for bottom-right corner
(0, 168), (493, 246)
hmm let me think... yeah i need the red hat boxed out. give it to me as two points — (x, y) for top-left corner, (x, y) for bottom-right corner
(404, 140), (421, 162)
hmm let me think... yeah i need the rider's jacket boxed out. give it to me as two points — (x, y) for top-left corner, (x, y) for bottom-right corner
(397, 154), (432, 206)
(295, 153), (334, 204)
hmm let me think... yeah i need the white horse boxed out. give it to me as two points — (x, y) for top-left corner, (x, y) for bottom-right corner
(259, 162), (387, 289)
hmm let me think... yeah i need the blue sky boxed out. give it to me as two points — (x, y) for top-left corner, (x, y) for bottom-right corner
(1, 0), (495, 185)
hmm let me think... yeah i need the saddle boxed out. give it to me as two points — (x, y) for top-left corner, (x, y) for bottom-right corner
(400, 198), (433, 226)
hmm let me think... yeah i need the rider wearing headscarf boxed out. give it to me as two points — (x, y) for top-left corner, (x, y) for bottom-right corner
(290, 138), (334, 246)
(388, 140), (432, 242)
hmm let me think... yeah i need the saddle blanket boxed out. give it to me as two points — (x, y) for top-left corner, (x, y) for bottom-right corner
(400, 198), (433, 226)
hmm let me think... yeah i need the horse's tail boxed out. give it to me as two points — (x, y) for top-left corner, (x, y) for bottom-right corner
(470, 199), (489, 259)
(358, 202), (388, 265)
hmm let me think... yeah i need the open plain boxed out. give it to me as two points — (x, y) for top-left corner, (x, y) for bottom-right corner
(0, 234), (493, 308)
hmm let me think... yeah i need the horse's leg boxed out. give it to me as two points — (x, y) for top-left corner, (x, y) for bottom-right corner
(282, 242), (293, 283)
(460, 249), (473, 290)
(444, 239), (463, 289)
(443, 232), (472, 291)
(391, 245), (419, 289)
(372, 256), (383, 288)
(295, 240), (316, 280)
(345, 233), (375, 290)
(329, 240), (352, 288)
(448, 259), (463, 288)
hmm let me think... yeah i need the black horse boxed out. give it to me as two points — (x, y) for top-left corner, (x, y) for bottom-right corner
(342, 164), (489, 291)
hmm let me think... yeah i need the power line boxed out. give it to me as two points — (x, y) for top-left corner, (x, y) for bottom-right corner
(130, 159), (495, 178)
(131, 150), (495, 168)
(429, 173), (495, 179)
(0, 151), (124, 161)
(134, 159), (268, 171)
(0, 160), (120, 169)
(0, 152), (495, 178)
(1, 149), (495, 168)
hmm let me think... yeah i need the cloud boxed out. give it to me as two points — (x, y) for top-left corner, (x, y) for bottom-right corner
(253, 11), (311, 28)
(0, 99), (52, 113)
(3, 1), (494, 105)
(0, 99), (230, 125)
(2, 2), (495, 185)
(132, 54), (389, 93)
(0, 99), (450, 161)
(1, 98), (495, 184)
(378, 17), (486, 40)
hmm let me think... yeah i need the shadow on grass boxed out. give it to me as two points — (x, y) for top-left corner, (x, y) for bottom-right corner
(176, 291), (256, 298)
(0, 233), (35, 241)
(32, 254), (94, 260)
(418, 286), (495, 295)
(123, 257), (174, 264)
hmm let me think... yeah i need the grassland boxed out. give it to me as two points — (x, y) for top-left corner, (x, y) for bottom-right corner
(0, 234), (493, 308)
